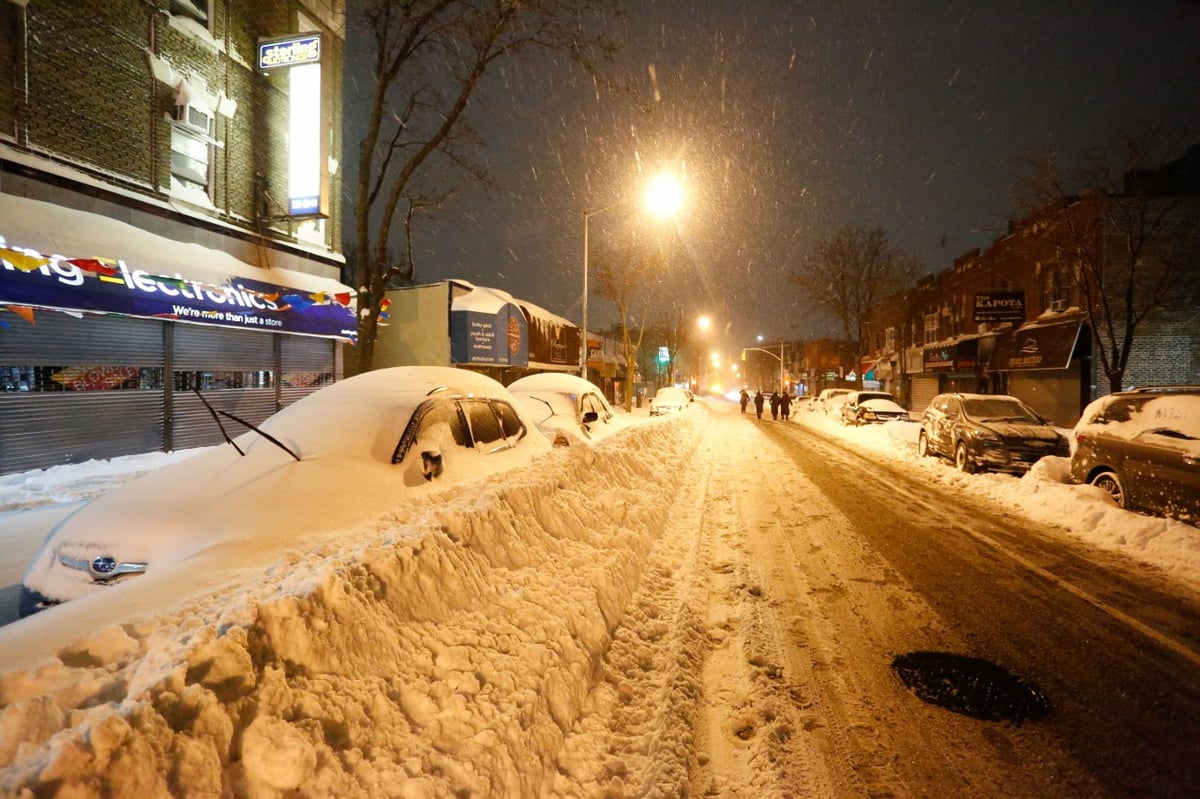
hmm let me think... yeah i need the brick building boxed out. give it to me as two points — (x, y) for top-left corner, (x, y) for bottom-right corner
(863, 146), (1200, 426)
(0, 1), (353, 474)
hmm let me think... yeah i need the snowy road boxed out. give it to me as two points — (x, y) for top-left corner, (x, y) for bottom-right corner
(580, 402), (1200, 798)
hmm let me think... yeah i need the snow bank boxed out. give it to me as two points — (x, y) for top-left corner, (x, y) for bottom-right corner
(0, 413), (703, 797)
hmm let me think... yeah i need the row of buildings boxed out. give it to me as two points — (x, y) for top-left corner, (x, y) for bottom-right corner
(851, 145), (1199, 427)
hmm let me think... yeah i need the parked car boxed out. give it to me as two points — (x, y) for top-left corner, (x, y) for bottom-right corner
(649, 386), (691, 416)
(19, 366), (548, 616)
(840, 390), (911, 426)
(815, 388), (853, 416)
(507, 373), (616, 447)
(1069, 387), (1200, 523)
(917, 392), (1068, 474)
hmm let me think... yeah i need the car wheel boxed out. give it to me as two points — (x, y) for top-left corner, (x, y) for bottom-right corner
(955, 441), (976, 474)
(1090, 470), (1126, 508)
(917, 431), (931, 457)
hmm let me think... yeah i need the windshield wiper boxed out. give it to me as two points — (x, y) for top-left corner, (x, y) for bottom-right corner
(193, 389), (301, 461)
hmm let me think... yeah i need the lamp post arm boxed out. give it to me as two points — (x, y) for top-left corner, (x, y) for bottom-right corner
(742, 345), (788, 393)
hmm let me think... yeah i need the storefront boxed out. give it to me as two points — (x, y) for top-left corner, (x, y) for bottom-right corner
(988, 319), (1089, 426)
(0, 195), (355, 474)
(915, 336), (989, 410)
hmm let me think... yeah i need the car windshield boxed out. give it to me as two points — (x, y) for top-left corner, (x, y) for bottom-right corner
(961, 398), (1040, 423)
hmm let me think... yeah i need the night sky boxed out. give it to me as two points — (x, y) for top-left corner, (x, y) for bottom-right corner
(344, 0), (1200, 356)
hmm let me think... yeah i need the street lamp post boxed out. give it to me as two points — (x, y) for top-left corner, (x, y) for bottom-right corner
(580, 173), (685, 377)
(743, 341), (786, 393)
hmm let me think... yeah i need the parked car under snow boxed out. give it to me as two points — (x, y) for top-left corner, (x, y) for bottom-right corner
(19, 366), (548, 617)
(1070, 387), (1200, 524)
(507, 372), (616, 447)
(918, 392), (1068, 474)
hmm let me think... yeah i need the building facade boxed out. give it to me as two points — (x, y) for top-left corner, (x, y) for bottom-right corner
(0, 0), (353, 474)
(863, 147), (1200, 426)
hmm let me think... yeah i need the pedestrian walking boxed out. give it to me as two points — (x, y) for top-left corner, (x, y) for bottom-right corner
(780, 391), (792, 421)
(739, 389), (749, 414)
(753, 390), (764, 419)
(770, 391), (780, 421)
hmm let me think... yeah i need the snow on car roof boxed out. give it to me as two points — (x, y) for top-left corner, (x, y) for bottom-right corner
(1078, 393), (1200, 443)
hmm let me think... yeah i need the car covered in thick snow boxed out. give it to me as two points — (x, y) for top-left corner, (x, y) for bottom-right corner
(839, 390), (912, 426)
(507, 372), (616, 446)
(1069, 387), (1200, 523)
(19, 366), (548, 616)
(649, 386), (691, 416)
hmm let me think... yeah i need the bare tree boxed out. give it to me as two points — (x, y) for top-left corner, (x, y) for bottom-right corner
(592, 235), (666, 411)
(349, 0), (617, 375)
(1014, 128), (1200, 393)
(789, 227), (919, 388)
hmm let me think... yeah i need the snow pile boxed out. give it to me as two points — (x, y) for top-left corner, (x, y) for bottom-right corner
(0, 412), (703, 797)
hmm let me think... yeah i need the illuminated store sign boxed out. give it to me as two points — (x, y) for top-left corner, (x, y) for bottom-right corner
(258, 33), (329, 218)
(258, 35), (321, 71)
(0, 242), (356, 341)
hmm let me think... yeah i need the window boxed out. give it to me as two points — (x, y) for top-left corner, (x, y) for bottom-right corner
(492, 401), (526, 441)
(924, 313), (940, 344)
(885, 327), (897, 352)
(170, 127), (211, 198)
(465, 400), (505, 448)
(170, 0), (209, 25)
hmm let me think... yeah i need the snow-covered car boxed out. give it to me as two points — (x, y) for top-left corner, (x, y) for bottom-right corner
(917, 392), (1068, 474)
(18, 366), (548, 617)
(507, 372), (616, 447)
(839, 390), (912, 425)
(1069, 387), (1200, 523)
(815, 388), (852, 416)
(649, 386), (691, 416)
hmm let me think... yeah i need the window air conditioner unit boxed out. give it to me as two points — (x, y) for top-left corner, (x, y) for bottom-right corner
(1050, 299), (1066, 312)
(174, 101), (214, 136)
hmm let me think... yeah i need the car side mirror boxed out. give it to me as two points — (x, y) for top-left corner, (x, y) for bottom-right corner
(421, 450), (444, 480)
(582, 411), (599, 424)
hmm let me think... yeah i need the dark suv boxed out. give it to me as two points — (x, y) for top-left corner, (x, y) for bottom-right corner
(918, 392), (1068, 474)
(1070, 387), (1200, 523)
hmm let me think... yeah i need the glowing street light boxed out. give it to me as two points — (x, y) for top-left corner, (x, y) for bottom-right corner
(581, 172), (684, 375)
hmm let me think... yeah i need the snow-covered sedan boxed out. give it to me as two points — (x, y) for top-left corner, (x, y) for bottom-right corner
(507, 372), (616, 447)
(839, 390), (912, 426)
(649, 386), (691, 416)
(19, 366), (548, 616)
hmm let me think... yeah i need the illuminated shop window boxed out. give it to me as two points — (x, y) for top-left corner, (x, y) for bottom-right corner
(170, 127), (212, 198)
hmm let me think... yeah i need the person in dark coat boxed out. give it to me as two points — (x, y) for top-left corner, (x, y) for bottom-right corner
(770, 391), (780, 420)
(739, 389), (749, 414)
(780, 391), (792, 421)
(753, 390), (765, 419)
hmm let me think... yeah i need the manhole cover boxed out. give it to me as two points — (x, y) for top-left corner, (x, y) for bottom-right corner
(891, 651), (1051, 723)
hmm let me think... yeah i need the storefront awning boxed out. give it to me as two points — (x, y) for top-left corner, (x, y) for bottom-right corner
(988, 322), (1082, 371)
(0, 194), (357, 340)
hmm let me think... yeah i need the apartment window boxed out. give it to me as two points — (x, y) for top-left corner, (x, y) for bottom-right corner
(1040, 264), (1070, 312)
(924, 313), (939, 344)
(170, 127), (211, 197)
(170, 0), (210, 25)
(884, 326), (897, 352)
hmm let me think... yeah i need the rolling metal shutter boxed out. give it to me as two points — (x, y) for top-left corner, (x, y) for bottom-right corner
(0, 314), (164, 474)
(280, 335), (337, 407)
(171, 325), (277, 450)
(909, 375), (940, 415)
